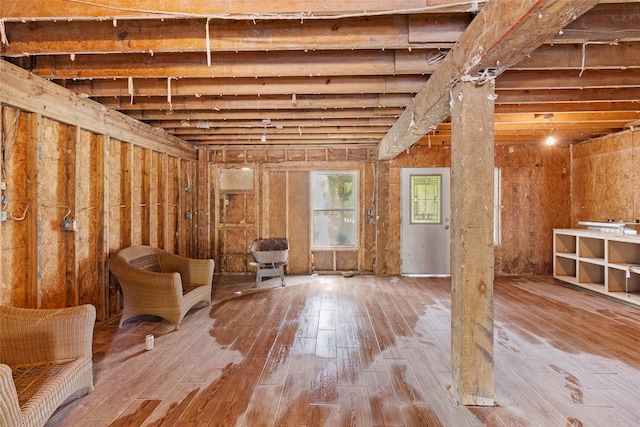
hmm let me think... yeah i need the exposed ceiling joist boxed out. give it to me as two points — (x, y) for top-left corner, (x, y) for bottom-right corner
(2, 0), (639, 156)
(377, 0), (601, 160)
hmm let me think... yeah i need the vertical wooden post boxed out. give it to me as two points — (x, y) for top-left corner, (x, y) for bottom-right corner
(450, 78), (495, 406)
(28, 113), (42, 308)
(123, 143), (133, 248)
(97, 134), (108, 321)
(176, 158), (184, 254)
(160, 153), (169, 250)
(142, 148), (152, 246)
(66, 126), (80, 306)
(195, 147), (209, 258)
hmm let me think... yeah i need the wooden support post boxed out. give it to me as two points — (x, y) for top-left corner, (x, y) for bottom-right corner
(97, 134), (108, 321)
(176, 158), (184, 254)
(66, 126), (80, 306)
(142, 148), (152, 245)
(450, 78), (495, 406)
(195, 146), (209, 259)
(123, 143), (133, 248)
(160, 153), (169, 250)
(28, 113), (42, 308)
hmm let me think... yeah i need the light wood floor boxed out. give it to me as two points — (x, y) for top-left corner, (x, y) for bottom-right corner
(46, 275), (640, 426)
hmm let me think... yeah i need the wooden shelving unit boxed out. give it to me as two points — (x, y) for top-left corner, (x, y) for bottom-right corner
(554, 229), (640, 307)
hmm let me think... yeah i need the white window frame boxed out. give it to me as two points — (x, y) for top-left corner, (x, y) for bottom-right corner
(311, 171), (359, 249)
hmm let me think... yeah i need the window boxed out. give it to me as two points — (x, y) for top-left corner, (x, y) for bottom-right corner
(410, 174), (442, 224)
(312, 171), (358, 248)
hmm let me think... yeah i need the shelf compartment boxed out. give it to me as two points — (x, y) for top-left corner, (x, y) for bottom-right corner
(555, 255), (576, 279)
(579, 236), (605, 260)
(608, 267), (640, 294)
(555, 232), (576, 254)
(578, 261), (605, 286)
(608, 240), (640, 265)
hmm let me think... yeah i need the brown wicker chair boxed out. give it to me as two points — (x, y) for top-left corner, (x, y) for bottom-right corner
(0, 304), (96, 427)
(109, 245), (214, 330)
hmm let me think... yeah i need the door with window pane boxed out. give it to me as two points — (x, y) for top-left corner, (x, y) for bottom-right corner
(401, 168), (451, 275)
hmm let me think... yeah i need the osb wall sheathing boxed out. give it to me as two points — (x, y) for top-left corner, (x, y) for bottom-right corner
(571, 129), (640, 226)
(495, 145), (570, 276)
(207, 146), (376, 274)
(76, 129), (103, 319)
(1, 107), (32, 307)
(385, 144), (570, 276)
(0, 105), (197, 321)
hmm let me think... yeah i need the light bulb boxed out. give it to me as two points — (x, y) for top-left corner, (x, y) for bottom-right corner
(545, 135), (556, 146)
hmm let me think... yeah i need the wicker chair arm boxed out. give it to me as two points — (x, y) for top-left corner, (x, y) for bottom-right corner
(158, 251), (214, 286)
(0, 305), (95, 367)
(109, 258), (184, 305)
(0, 364), (21, 427)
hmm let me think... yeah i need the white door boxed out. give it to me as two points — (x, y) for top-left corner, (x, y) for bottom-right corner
(401, 168), (451, 275)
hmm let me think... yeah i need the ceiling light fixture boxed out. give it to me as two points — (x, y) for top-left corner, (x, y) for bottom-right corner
(544, 113), (555, 146)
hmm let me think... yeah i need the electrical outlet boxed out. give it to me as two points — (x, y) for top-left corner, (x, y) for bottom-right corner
(0, 182), (6, 191)
(63, 219), (77, 232)
(1, 211), (7, 222)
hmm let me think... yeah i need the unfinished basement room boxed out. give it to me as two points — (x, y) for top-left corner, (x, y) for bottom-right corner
(1, 0), (640, 426)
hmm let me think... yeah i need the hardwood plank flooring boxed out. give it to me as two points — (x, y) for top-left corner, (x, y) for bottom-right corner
(46, 275), (640, 426)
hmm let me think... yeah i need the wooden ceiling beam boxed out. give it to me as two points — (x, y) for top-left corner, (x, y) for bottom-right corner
(551, 2), (640, 44)
(378, 0), (600, 160)
(494, 101), (640, 114)
(172, 125), (390, 135)
(496, 69), (640, 90)
(127, 108), (406, 121)
(25, 49), (441, 79)
(152, 117), (398, 129)
(97, 94), (414, 110)
(495, 87), (640, 103)
(59, 75), (426, 97)
(0, 14), (467, 57)
(514, 41), (640, 70)
(1, 0), (484, 20)
(188, 135), (383, 144)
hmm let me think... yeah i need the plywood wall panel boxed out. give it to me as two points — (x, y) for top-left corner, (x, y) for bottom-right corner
(1, 248), (28, 306)
(167, 156), (179, 253)
(336, 251), (358, 271)
(149, 151), (159, 248)
(385, 162), (402, 275)
(40, 242), (67, 308)
(75, 130), (103, 318)
(387, 145), (571, 277)
(287, 149), (307, 162)
(374, 161), (390, 276)
(107, 139), (123, 252)
(288, 171), (310, 274)
(635, 130), (640, 224)
(265, 171), (287, 238)
(1, 108), (32, 306)
(571, 130), (638, 226)
(328, 149), (347, 162)
(307, 149), (328, 162)
(313, 251), (333, 271)
(156, 152), (168, 250)
(266, 149), (287, 163)
(39, 118), (72, 308)
(363, 162), (376, 271)
(130, 146), (145, 245)
(245, 149), (267, 163)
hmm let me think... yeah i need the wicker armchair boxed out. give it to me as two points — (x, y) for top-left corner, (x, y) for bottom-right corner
(0, 304), (96, 427)
(109, 245), (214, 330)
